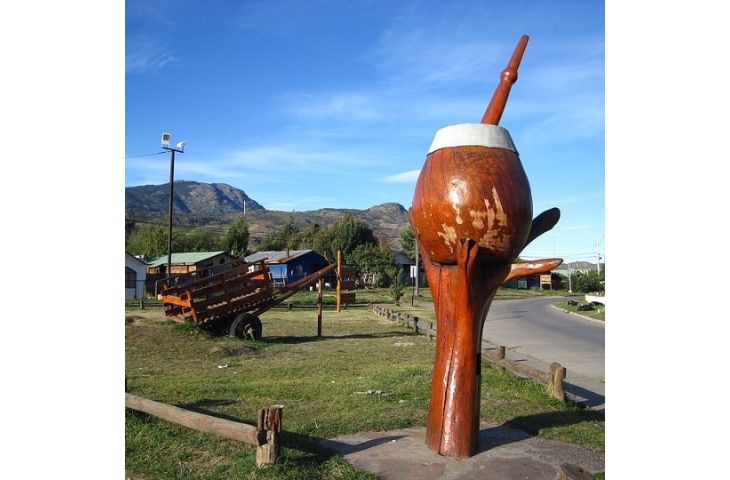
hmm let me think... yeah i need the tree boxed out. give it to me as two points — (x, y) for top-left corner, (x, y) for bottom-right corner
(399, 225), (416, 260)
(388, 265), (406, 305)
(350, 243), (395, 287)
(258, 217), (299, 251)
(221, 217), (250, 257)
(125, 220), (136, 241)
(297, 223), (323, 250)
(178, 227), (221, 252)
(571, 269), (605, 293)
(324, 215), (377, 262)
(126, 224), (168, 259)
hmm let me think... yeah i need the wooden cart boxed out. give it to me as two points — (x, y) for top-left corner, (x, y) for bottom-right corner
(161, 258), (339, 339)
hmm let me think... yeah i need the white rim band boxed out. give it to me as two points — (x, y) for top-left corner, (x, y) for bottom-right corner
(427, 123), (517, 154)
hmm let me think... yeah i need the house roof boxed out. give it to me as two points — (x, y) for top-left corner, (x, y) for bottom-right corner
(245, 249), (320, 264)
(126, 251), (148, 266)
(147, 251), (228, 267)
(393, 250), (414, 265)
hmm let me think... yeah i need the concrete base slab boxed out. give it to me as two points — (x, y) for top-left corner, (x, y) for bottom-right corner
(321, 423), (604, 480)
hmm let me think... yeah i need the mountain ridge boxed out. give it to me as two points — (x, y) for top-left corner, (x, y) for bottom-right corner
(125, 181), (410, 250)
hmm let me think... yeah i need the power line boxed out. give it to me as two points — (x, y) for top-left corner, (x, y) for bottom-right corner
(125, 151), (166, 159)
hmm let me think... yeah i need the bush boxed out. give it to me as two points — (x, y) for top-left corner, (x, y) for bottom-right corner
(571, 270), (605, 293)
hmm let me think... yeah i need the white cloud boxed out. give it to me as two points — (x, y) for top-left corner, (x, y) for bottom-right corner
(285, 92), (383, 121)
(126, 34), (177, 74)
(225, 144), (381, 173)
(382, 170), (421, 183)
(259, 195), (336, 212)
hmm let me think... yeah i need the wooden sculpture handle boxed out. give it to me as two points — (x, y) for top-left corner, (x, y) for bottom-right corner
(481, 35), (529, 125)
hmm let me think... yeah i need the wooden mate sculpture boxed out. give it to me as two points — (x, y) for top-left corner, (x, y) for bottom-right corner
(409, 35), (563, 457)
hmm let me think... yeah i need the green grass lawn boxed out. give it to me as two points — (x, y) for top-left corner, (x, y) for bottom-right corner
(125, 285), (577, 310)
(126, 307), (603, 479)
(554, 301), (605, 322)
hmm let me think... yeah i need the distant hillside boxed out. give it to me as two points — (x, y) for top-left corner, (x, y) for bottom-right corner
(241, 202), (409, 249)
(554, 261), (605, 272)
(126, 181), (264, 222)
(125, 182), (411, 250)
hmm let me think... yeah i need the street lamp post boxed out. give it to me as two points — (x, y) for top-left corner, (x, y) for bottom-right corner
(161, 133), (186, 287)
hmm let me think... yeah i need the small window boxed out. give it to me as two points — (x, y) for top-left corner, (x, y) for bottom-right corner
(126, 267), (137, 289)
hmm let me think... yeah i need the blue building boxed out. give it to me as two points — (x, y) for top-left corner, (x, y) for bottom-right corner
(244, 249), (330, 286)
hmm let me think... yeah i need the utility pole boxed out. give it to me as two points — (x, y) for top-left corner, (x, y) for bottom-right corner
(414, 238), (419, 297)
(567, 262), (572, 293)
(161, 133), (187, 287)
(595, 240), (602, 274)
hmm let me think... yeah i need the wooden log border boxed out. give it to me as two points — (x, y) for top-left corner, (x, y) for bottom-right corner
(125, 393), (283, 468)
(368, 304), (566, 401)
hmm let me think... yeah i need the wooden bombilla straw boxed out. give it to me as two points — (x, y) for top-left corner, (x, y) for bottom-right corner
(481, 35), (529, 125)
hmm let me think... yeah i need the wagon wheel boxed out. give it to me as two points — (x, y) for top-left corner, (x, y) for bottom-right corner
(229, 313), (262, 340)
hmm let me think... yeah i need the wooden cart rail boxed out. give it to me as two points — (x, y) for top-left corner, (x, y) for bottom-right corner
(162, 261), (271, 326)
(250, 261), (338, 317)
(161, 258), (340, 331)
(162, 260), (266, 297)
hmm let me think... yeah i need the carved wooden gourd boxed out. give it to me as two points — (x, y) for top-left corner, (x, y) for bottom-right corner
(409, 35), (563, 457)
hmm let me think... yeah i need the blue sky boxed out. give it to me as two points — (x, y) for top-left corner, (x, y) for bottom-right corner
(126, 0), (604, 264)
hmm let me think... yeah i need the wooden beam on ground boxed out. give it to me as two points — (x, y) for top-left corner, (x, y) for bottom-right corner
(496, 356), (549, 384)
(125, 393), (259, 445)
(125, 393), (284, 468)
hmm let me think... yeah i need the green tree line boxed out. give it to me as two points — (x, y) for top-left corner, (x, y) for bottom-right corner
(126, 215), (417, 293)
(126, 217), (249, 260)
(551, 269), (605, 293)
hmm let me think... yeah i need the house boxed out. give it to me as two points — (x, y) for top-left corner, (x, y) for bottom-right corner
(125, 252), (147, 299)
(145, 251), (238, 294)
(245, 249), (330, 286)
(392, 249), (428, 287)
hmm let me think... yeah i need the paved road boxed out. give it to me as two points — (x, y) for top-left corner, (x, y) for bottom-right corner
(483, 296), (605, 411)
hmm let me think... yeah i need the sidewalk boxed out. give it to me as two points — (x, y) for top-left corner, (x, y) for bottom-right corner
(321, 422), (604, 480)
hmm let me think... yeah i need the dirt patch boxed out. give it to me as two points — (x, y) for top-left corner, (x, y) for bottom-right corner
(125, 315), (143, 324)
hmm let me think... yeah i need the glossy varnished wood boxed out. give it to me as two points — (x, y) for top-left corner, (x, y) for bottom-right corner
(410, 34), (563, 457)
(411, 145), (532, 265)
(481, 35), (529, 125)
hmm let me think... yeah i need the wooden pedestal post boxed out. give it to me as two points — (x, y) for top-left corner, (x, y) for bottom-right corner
(422, 239), (510, 457)
(408, 34), (563, 458)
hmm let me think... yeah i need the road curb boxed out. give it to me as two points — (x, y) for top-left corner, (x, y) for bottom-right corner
(550, 304), (605, 324)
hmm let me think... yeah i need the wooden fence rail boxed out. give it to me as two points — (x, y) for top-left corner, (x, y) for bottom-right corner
(125, 393), (282, 468)
(369, 304), (566, 401)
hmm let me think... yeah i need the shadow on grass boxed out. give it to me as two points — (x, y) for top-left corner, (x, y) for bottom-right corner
(139, 401), (400, 468)
(262, 331), (417, 344)
(563, 382), (605, 412)
(477, 409), (604, 452)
